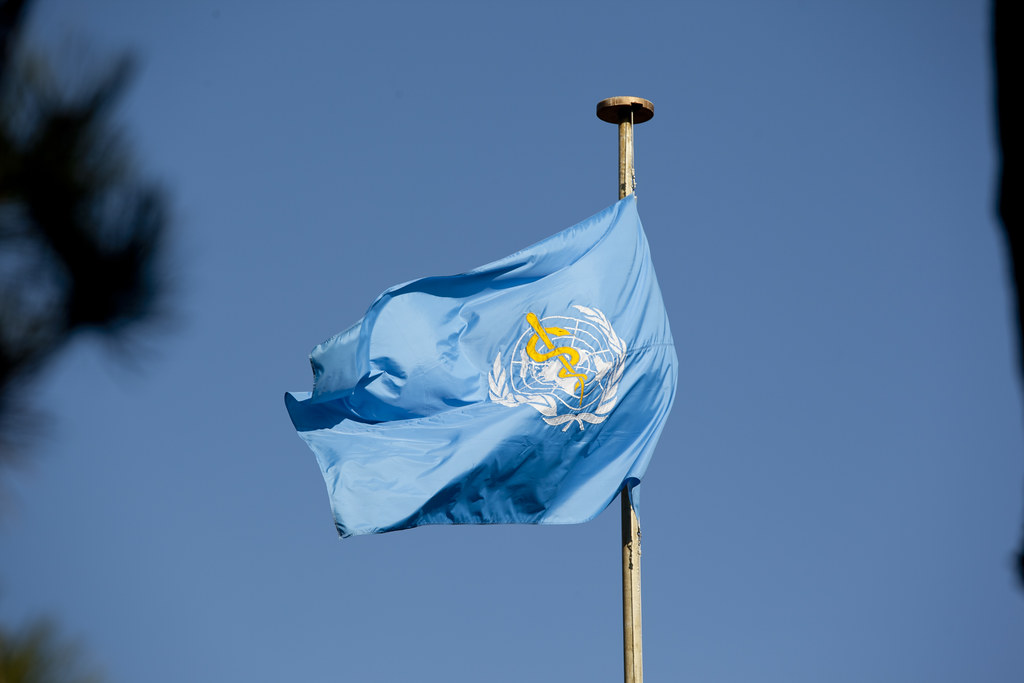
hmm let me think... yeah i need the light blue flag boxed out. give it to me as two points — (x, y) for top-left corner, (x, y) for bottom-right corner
(285, 195), (677, 537)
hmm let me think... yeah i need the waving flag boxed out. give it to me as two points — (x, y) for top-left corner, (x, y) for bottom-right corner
(285, 195), (676, 537)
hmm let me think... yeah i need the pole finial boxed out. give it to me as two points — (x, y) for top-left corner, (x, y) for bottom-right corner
(596, 96), (654, 124)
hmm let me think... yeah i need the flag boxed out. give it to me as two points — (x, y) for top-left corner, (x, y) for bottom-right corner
(285, 195), (677, 537)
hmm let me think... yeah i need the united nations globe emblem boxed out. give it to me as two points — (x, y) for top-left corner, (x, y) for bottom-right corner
(488, 305), (627, 430)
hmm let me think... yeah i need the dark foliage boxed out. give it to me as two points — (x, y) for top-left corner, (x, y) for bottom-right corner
(0, 2), (168, 460)
(0, 617), (102, 683)
(993, 0), (1024, 588)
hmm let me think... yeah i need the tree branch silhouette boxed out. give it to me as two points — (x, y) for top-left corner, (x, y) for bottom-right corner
(0, 1), (168, 460)
(993, 0), (1023, 589)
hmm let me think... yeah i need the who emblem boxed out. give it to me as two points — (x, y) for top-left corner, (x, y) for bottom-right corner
(488, 305), (627, 430)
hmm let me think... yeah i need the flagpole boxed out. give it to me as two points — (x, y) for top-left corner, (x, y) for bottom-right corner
(596, 95), (654, 683)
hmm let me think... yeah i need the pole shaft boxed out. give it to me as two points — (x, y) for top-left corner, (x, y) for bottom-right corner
(618, 109), (641, 683)
(621, 488), (643, 683)
(597, 95), (652, 683)
(618, 116), (634, 200)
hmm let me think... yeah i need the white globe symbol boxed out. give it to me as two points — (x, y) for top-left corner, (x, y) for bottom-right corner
(509, 315), (617, 412)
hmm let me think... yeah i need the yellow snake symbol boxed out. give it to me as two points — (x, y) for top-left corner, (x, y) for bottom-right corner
(525, 312), (587, 407)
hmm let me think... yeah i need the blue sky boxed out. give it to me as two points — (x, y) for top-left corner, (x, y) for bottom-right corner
(2, 1), (1022, 681)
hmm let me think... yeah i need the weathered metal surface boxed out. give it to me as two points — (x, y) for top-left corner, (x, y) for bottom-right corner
(597, 96), (654, 683)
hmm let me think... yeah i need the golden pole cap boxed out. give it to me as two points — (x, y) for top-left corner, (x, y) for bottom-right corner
(596, 96), (654, 124)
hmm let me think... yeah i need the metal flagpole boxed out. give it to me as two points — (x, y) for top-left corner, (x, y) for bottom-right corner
(596, 95), (654, 683)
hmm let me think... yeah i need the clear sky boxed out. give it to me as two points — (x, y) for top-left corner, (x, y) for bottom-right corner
(2, 1), (1022, 681)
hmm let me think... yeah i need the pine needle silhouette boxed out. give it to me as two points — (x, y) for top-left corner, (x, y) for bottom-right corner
(0, 1), (168, 462)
